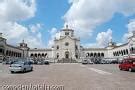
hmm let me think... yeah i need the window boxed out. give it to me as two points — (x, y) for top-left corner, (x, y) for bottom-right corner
(75, 45), (78, 50)
(65, 42), (69, 46)
(20, 44), (23, 47)
(56, 45), (59, 49)
(57, 53), (59, 58)
(65, 32), (69, 35)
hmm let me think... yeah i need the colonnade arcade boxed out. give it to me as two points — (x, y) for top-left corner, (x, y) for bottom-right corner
(0, 49), (22, 58)
(30, 53), (48, 58)
(86, 52), (104, 58)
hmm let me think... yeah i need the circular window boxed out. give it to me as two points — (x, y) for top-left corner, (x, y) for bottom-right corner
(65, 42), (69, 46)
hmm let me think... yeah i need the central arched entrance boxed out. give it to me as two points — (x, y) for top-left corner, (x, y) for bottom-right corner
(65, 51), (69, 59)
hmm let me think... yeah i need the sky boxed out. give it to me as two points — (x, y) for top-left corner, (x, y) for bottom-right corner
(0, 0), (135, 48)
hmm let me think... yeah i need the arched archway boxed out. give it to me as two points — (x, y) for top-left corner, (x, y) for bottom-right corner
(101, 53), (104, 57)
(30, 53), (33, 57)
(86, 53), (89, 57)
(123, 50), (126, 55)
(98, 53), (100, 57)
(65, 51), (69, 59)
(121, 50), (123, 56)
(57, 53), (59, 59)
(126, 49), (128, 55)
(38, 53), (41, 57)
(90, 53), (93, 57)
(42, 53), (44, 57)
(94, 53), (97, 57)
(45, 53), (47, 58)
(35, 53), (37, 57)
(6, 50), (9, 56)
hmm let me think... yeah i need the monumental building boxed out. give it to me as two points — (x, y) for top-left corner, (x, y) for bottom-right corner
(0, 26), (135, 63)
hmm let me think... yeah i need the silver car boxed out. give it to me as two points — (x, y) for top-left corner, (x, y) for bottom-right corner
(9, 61), (33, 73)
(82, 59), (88, 64)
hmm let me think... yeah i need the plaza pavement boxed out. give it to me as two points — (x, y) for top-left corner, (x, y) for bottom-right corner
(0, 63), (135, 90)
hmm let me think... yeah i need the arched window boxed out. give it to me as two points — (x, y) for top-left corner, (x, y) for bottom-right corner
(56, 45), (59, 49)
(130, 47), (135, 53)
(123, 50), (126, 55)
(45, 53), (47, 58)
(121, 50), (123, 56)
(86, 53), (89, 57)
(94, 53), (97, 57)
(57, 53), (59, 58)
(9, 51), (11, 56)
(115, 52), (117, 56)
(6, 50), (9, 56)
(116, 51), (118, 56)
(101, 53), (104, 57)
(90, 53), (93, 57)
(75, 45), (78, 50)
(98, 53), (100, 57)
(38, 53), (41, 57)
(113, 52), (115, 56)
(119, 51), (121, 55)
(30, 53), (33, 57)
(126, 49), (129, 55)
(42, 53), (44, 57)
(75, 54), (78, 59)
(65, 51), (69, 59)
(35, 53), (37, 57)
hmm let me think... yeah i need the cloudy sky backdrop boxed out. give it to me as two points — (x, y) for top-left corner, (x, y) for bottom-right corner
(0, 0), (135, 48)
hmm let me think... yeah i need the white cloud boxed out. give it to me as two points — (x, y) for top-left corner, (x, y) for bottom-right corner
(64, 0), (135, 39)
(127, 19), (135, 32)
(0, 0), (36, 22)
(0, 22), (45, 48)
(0, 0), (45, 48)
(48, 28), (61, 47)
(50, 28), (57, 34)
(96, 29), (112, 47)
(82, 29), (113, 48)
(123, 19), (135, 42)
(30, 23), (42, 33)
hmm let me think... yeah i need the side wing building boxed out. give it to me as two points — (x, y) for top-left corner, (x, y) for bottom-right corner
(0, 27), (135, 63)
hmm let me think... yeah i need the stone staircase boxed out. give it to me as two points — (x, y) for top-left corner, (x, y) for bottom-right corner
(57, 58), (77, 63)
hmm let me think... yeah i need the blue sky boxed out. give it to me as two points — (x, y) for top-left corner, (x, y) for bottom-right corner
(21, 0), (70, 46)
(33, 0), (135, 47)
(0, 0), (135, 48)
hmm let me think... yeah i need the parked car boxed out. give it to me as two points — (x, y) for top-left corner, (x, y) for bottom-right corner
(88, 60), (94, 64)
(82, 60), (88, 64)
(100, 60), (106, 64)
(2, 60), (14, 65)
(119, 58), (135, 72)
(33, 60), (38, 64)
(0, 60), (2, 63)
(29, 60), (34, 64)
(44, 60), (50, 65)
(37, 61), (44, 65)
(110, 60), (119, 64)
(9, 61), (33, 73)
